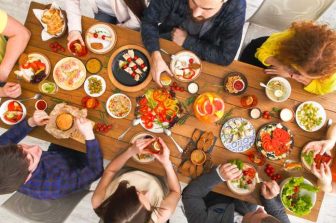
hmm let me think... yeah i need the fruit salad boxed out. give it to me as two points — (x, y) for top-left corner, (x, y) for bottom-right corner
(193, 92), (225, 123)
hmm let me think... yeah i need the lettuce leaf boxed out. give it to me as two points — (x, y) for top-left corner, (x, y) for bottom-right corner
(229, 159), (243, 170)
(303, 151), (314, 166)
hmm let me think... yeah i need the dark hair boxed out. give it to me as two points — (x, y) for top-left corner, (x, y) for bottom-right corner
(0, 144), (30, 194)
(94, 181), (152, 223)
(261, 216), (282, 223)
(276, 21), (336, 78)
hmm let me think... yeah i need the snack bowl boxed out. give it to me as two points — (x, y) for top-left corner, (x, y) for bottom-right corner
(265, 77), (291, 102)
(190, 149), (206, 165)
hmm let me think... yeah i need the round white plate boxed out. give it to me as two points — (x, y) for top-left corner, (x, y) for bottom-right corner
(170, 50), (202, 82)
(295, 101), (326, 132)
(84, 75), (106, 97)
(0, 100), (27, 125)
(130, 132), (155, 163)
(106, 93), (132, 119)
(85, 23), (117, 54)
(227, 163), (257, 195)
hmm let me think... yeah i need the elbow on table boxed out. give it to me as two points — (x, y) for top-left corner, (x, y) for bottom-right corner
(21, 27), (31, 45)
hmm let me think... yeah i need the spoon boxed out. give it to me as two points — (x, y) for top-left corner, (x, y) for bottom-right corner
(163, 128), (184, 153)
(259, 83), (284, 98)
(118, 119), (141, 141)
(19, 93), (41, 102)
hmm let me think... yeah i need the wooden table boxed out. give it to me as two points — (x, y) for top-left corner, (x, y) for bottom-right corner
(3, 2), (335, 222)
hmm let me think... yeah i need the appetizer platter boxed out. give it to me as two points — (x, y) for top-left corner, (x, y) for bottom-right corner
(193, 92), (225, 123)
(179, 129), (216, 179)
(15, 53), (51, 84)
(0, 100), (26, 125)
(280, 177), (318, 216)
(296, 101), (326, 132)
(170, 50), (202, 82)
(220, 118), (255, 153)
(53, 57), (87, 90)
(84, 75), (106, 97)
(108, 45), (152, 92)
(106, 93), (132, 119)
(265, 77), (291, 102)
(301, 150), (332, 171)
(227, 160), (257, 195)
(223, 72), (248, 95)
(33, 3), (66, 40)
(135, 89), (182, 133)
(85, 23), (116, 54)
(256, 123), (294, 160)
(131, 133), (156, 163)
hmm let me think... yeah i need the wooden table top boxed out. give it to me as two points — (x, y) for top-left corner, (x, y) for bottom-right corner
(2, 2), (336, 222)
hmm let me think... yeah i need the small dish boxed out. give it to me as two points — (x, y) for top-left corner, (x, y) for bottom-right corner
(223, 72), (248, 95)
(86, 58), (102, 74)
(35, 99), (48, 111)
(265, 77), (291, 102)
(84, 75), (106, 97)
(190, 149), (206, 165)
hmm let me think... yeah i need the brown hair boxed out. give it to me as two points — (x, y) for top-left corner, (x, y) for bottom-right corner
(0, 144), (30, 194)
(276, 21), (336, 78)
(94, 181), (152, 223)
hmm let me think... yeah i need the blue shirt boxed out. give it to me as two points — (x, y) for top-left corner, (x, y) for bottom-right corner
(0, 120), (103, 200)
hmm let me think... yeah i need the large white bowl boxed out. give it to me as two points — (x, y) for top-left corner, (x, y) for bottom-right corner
(0, 100), (27, 125)
(106, 93), (132, 119)
(265, 77), (291, 102)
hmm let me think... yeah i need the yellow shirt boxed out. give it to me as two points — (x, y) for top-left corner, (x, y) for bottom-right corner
(255, 29), (336, 95)
(0, 9), (8, 64)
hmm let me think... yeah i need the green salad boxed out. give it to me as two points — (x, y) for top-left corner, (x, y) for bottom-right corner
(281, 177), (318, 216)
(297, 103), (322, 131)
(303, 151), (314, 166)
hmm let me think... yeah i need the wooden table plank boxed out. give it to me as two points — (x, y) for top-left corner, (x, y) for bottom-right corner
(2, 2), (333, 221)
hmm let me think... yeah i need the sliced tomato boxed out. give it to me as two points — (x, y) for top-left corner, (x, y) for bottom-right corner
(21, 63), (31, 69)
(144, 121), (153, 129)
(154, 102), (166, 115)
(139, 97), (148, 106)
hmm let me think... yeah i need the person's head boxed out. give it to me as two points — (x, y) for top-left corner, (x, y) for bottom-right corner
(277, 21), (336, 80)
(0, 144), (42, 194)
(242, 207), (281, 223)
(95, 181), (152, 223)
(188, 0), (226, 22)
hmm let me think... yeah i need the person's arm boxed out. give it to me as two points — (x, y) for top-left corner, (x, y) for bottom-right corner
(0, 119), (34, 145)
(65, 0), (85, 47)
(0, 13), (30, 82)
(91, 138), (154, 208)
(260, 181), (290, 223)
(152, 138), (181, 222)
(141, 0), (173, 53)
(182, 3), (246, 66)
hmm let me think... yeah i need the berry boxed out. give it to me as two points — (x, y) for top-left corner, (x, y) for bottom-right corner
(189, 58), (194, 64)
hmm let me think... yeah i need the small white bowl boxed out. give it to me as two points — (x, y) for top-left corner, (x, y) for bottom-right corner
(84, 75), (106, 97)
(265, 77), (291, 102)
(0, 100), (27, 125)
(106, 93), (132, 119)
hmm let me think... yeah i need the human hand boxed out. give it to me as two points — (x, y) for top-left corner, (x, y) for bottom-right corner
(129, 138), (155, 155)
(312, 162), (332, 192)
(0, 82), (21, 98)
(153, 138), (171, 165)
(218, 163), (242, 181)
(75, 117), (95, 140)
(303, 140), (335, 155)
(67, 30), (84, 51)
(264, 65), (294, 78)
(261, 180), (280, 200)
(150, 51), (172, 87)
(28, 110), (50, 127)
(292, 73), (312, 85)
(171, 28), (187, 46)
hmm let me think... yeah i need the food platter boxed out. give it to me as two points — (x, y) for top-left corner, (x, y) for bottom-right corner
(85, 23), (116, 54)
(0, 100), (26, 125)
(295, 101), (326, 132)
(135, 89), (182, 133)
(220, 118), (255, 153)
(280, 177), (318, 216)
(84, 75), (106, 97)
(53, 57), (86, 90)
(131, 132), (156, 163)
(170, 50), (202, 82)
(106, 93), (132, 119)
(223, 72), (248, 95)
(256, 123), (293, 160)
(193, 92), (225, 123)
(108, 45), (152, 92)
(227, 160), (257, 195)
(15, 53), (51, 84)
(301, 150), (332, 171)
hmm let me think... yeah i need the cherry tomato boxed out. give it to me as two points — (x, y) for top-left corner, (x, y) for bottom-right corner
(93, 33), (98, 38)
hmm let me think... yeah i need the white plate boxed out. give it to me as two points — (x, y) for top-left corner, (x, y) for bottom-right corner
(227, 163), (257, 195)
(84, 75), (106, 97)
(170, 50), (202, 82)
(295, 101), (326, 132)
(106, 93), (132, 119)
(0, 100), (27, 125)
(130, 132), (155, 163)
(280, 177), (317, 215)
(265, 77), (291, 102)
(85, 23), (117, 54)
(139, 121), (168, 133)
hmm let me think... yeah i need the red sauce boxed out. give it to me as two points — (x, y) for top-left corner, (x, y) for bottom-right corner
(36, 100), (47, 110)
(233, 80), (244, 91)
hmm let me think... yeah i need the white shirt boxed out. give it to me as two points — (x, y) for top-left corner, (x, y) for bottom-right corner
(95, 0), (116, 16)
